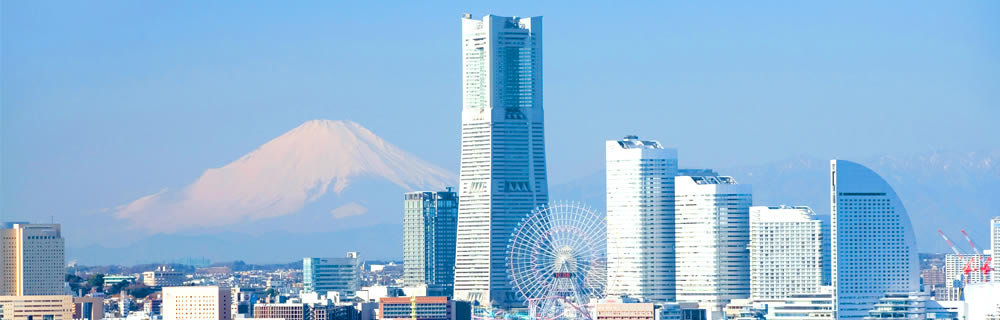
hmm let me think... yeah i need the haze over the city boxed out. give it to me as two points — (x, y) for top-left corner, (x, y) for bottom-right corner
(2, 1), (999, 264)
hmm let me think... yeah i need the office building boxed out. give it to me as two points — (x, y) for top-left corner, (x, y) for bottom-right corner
(594, 302), (656, 320)
(920, 266), (945, 287)
(674, 175), (752, 320)
(944, 254), (988, 287)
(403, 190), (458, 296)
(992, 217), (1000, 282)
(304, 252), (361, 297)
(749, 205), (828, 301)
(162, 286), (233, 320)
(144, 292), (163, 315)
(929, 286), (962, 302)
(143, 266), (185, 287)
(0, 223), (65, 296)
(454, 13), (548, 307)
(830, 160), (919, 319)
(863, 292), (959, 320)
(379, 297), (453, 320)
(0, 295), (74, 320)
(605, 136), (677, 302)
(311, 303), (359, 320)
(722, 299), (766, 320)
(73, 296), (104, 320)
(658, 302), (707, 320)
(254, 303), (308, 320)
(767, 287), (835, 320)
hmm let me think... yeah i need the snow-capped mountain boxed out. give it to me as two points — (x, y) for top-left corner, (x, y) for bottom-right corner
(114, 119), (456, 233)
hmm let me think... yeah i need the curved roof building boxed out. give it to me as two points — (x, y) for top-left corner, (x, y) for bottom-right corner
(829, 160), (919, 319)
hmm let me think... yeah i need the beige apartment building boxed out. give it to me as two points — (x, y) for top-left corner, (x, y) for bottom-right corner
(0, 295), (74, 320)
(594, 303), (656, 320)
(163, 286), (233, 320)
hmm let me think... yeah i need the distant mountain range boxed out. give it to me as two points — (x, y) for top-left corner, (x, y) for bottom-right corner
(69, 120), (998, 264)
(550, 150), (1000, 254)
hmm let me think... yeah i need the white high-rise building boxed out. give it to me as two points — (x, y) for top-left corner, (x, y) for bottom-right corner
(162, 286), (233, 320)
(605, 136), (677, 302)
(0, 223), (65, 296)
(944, 254), (988, 287)
(303, 252), (361, 297)
(454, 14), (547, 307)
(830, 160), (919, 319)
(992, 217), (1000, 282)
(675, 175), (751, 320)
(749, 206), (829, 301)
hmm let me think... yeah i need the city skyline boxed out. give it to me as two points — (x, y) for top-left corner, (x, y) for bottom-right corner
(2, 6), (999, 319)
(2, 2), (998, 261)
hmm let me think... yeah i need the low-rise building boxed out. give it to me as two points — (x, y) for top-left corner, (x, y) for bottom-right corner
(659, 302), (707, 320)
(0, 295), (74, 320)
(766, 287), (835, 320)
(254, 303), (307, 320)
(74, 296), (104, 320)
(863, 292), (959, 320)
(162, 286), (232, 320)
(379, 297), (451, 320)
(144, 266), (185, 287)
(929, 286), (962, 302)
(143, 292), (162, 315)
(594, 302), (655, 320)
(920, 266), (946, 287)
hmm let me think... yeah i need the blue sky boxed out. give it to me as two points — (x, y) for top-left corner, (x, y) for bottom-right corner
(2, 1), (998, 249)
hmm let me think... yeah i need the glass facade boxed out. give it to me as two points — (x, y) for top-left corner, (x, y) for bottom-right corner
(830, 160), (919, 320)
(403, 190), (458, 296)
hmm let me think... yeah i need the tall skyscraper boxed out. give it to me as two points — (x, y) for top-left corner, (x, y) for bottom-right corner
(830, 160), (919, 319)
(0, 223), (65, 296)
(992, 217), (1000, 282)
(674, 175), (751, 320)
(605, 136), (677, 302)
(303, 252), (361, 297)
(403, 190), (458, 296)
(454, 14), (547, 307)
(749, 206), (829, 301)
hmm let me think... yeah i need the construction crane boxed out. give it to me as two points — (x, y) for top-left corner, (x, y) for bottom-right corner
(963, 259), (976, 283)
(939, 230), (963, 256)
(983, 257), (993, 279)
(961, 229), (994, 280)
(939, 229), (978, 283)
(960, 230), (981, 255)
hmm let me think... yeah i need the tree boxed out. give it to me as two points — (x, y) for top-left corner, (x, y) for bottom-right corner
(87, 274), (105, 292)
(109, 280), (129, 294)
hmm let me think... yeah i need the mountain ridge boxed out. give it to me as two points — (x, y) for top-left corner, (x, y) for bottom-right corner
(113, 119), (456, 233)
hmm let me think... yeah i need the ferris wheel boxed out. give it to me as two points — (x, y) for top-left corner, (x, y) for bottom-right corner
(507, 201), (607, 320)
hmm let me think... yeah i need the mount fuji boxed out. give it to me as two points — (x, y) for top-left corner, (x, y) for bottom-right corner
(77, 120), (457, 264)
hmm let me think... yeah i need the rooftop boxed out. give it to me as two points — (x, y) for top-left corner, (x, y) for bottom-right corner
(689, 176), (737, 185)
(615, 135), (663, 150)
